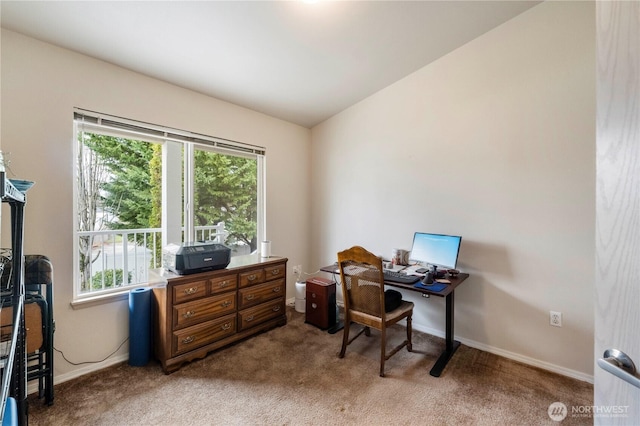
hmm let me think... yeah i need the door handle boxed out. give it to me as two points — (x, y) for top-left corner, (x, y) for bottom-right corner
(597, 348), (640, 389)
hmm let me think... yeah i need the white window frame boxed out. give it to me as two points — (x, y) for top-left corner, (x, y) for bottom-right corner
(72, 108), (266, 303)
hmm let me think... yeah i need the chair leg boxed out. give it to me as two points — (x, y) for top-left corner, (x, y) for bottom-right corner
(339, 319), (350, 358)
(364, 326), (371, 337)
(407, 314), (413, 352)
(379, 328), (386, 377)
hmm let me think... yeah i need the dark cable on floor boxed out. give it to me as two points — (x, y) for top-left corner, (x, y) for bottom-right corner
(54, 338), (129, 366)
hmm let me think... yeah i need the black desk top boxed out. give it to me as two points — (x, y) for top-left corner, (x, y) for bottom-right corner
(319, 264), (469, 297)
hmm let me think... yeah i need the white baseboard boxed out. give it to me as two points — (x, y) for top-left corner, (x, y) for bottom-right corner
(336, 300), (591, 383)
(29, 353), (129, 395)
(35, 302), (591, 394)
(410, 322), (594, 384)
(297, 299), (593, 383)
(457, 336), (594, 384)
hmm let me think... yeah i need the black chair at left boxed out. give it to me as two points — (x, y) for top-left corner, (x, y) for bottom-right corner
(337, 245), (414, 377)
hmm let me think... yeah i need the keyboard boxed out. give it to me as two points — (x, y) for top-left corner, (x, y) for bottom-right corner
(383, 270), (420, 284)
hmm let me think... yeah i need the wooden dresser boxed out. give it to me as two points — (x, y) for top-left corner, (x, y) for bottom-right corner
(150, 254), (287, 373)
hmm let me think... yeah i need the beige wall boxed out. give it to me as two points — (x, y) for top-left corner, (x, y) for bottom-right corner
(0, 29), (311, 382)
(311, 1), (595, 380)
(1, 0), (596, 385)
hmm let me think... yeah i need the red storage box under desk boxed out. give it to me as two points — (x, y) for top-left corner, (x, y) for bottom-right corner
(305, 277), (336, 329)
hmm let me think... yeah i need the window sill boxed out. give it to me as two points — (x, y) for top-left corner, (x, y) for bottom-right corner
(70, 288), (140, 309)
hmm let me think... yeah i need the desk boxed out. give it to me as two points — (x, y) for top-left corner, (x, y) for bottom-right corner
(320, 264), (469, 377)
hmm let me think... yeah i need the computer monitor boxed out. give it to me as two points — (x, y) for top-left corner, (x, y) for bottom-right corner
(409, 232), (462, 270)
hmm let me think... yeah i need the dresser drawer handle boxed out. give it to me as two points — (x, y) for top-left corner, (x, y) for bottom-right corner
(221, 323), (231, 331)
(272, 306), (281, 312)
(221, 300), (232, 308)
(273, 287), (281, 293)
(271, 269), (280, 275)
(182, 336), (195, 344)
(247, 274), (257, 281)
(311, 293), (316, 298)
(245, 294), (255, 301)
(184, 287), (198, 295)
(182, 310), (195, 319)
(246, 315), (254, 322)
(219, 280), (229, 288)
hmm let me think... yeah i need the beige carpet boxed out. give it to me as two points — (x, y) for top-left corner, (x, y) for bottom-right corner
(28, 308), (593, 425)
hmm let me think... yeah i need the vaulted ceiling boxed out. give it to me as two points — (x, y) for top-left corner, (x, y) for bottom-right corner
(1, 1), (540, 128)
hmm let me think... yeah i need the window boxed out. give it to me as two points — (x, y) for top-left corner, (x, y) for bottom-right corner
(193, 146), (259, 254)
(73, 110), (265, 299)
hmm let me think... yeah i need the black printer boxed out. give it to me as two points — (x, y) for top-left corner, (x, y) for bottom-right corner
(163, 242), (231, 275)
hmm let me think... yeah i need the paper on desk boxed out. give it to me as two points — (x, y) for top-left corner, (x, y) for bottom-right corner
(402, 265), (426, 277)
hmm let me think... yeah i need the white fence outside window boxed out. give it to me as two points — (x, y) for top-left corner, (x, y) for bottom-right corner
(78, 222), (228, 295)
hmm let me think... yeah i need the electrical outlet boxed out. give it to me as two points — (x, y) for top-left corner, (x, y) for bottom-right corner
(550, 311), (562, 327)
(292, 265), (302, 276)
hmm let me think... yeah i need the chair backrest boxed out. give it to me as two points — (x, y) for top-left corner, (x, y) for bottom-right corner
(337, 246), (385, 318)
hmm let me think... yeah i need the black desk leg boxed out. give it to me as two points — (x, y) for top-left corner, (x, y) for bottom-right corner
(430, 291), (460, 377)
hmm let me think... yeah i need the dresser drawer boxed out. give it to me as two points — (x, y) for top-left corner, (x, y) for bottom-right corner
(173, 314), (236, 355)
(239, 268), (265, 288)
(210, 274), (238, 295)
(264, 263), (286, 281)
(238, 298), (284, 331)
(238, 279), (284, 309)
(173, 279), (208, 304)
(173, 292), (236, 329)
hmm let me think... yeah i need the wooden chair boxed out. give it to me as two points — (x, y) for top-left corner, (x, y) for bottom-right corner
(337, 245), (414, 377)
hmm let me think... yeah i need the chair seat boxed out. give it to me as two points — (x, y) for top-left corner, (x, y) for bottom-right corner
(350, 300), (414, 329)
(386, 300), (414, 322)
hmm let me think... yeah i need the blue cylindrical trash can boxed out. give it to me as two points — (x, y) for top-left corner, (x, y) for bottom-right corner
(2, 397), (17, 426)
(129, 287), (152, 366)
